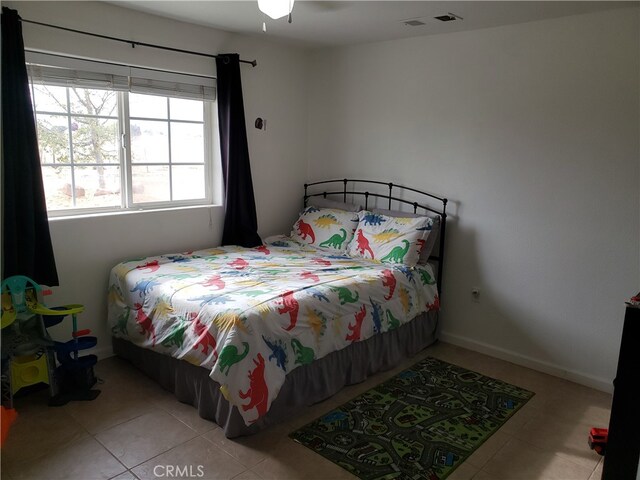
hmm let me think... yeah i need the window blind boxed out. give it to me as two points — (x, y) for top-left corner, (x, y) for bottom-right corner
(28, 64), (130, 91)
(26, 52), (216, 101)
(129, 67), (215, 101)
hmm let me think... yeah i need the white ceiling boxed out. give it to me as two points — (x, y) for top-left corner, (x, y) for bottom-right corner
(108, 1), (635, 48)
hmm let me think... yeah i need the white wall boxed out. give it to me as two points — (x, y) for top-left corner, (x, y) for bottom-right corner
(307, 8), (640, 391)
(4, 1), (309, 356)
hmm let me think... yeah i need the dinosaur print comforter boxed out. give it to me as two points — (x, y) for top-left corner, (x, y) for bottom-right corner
(108, 235), (439, 425)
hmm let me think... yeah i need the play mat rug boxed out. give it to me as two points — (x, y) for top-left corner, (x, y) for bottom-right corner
(290, 356), (534, 480)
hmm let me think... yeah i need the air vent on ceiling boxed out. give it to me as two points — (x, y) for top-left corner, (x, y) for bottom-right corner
(403, 19), (426, 27)
(434, 13), (463, 22)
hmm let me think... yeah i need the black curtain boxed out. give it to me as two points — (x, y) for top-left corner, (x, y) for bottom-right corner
(2, 7), (59, 286)
(215, 54), (262, 248)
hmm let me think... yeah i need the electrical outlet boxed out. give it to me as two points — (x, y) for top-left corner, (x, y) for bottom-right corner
(471, 287), (480, 302)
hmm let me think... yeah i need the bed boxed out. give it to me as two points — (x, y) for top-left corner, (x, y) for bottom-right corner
(108, 179), (448, 437)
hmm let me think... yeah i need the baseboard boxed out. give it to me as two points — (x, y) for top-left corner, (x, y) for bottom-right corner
(439, 331), (613, 394)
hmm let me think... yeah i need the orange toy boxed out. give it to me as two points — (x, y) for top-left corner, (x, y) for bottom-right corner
(1, 406), (18, 446)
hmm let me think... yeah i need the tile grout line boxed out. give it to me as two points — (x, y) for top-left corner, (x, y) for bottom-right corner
(503, 434), (601, 473)
(466, 430), (515, 471)
(4, 408), (94, 476)
(200, 431), (272, 471)
(159, 405), (219, 435)
(86, 410), (149, 436)
(92, 430), (134, 474)
(117, 429), (208, 472)
(89, 402), (178, 437)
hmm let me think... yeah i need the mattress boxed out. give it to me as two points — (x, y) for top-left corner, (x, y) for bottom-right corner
(108, 235), (439, 426)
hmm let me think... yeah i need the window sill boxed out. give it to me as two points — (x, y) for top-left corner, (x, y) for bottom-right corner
(48, 204), (222, 222)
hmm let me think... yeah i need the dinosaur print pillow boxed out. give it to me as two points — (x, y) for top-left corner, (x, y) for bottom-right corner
(348, 210), (432, 266)
(290, 207), (359, 252)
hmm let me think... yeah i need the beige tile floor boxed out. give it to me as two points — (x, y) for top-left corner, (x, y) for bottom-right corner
(0, 342), (610, 480)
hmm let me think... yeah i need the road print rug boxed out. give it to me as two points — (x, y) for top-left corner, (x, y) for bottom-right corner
(290, 356), (534, 480)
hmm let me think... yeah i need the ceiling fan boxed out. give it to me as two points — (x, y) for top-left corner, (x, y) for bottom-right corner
(258, 0), (295, 22)
(257, 0), (346, 24)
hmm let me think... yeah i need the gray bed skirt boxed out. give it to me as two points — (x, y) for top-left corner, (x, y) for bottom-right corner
(112, 310), (438, 438)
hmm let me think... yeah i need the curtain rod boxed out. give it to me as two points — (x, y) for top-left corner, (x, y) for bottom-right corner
(20, 18), (258, 67)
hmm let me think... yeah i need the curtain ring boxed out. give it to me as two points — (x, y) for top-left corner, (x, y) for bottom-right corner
(223, 56), (230, 64)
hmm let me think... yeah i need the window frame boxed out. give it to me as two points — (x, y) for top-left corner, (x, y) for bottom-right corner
(27, 53), (217, 218)
(121, 93), (215, 212)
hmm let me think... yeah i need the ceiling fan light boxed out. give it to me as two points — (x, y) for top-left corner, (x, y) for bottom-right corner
(258, 0), (294, 20)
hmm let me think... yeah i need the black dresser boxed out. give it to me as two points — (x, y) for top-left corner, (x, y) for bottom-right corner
(602, 305), (640, 480)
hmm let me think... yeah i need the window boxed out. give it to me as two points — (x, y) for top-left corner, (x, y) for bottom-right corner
(27, 53), (216, 215)
(128, 93), (207, 204)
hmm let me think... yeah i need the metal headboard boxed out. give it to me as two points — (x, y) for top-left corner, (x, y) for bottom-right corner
(304, 178), (448, 299)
